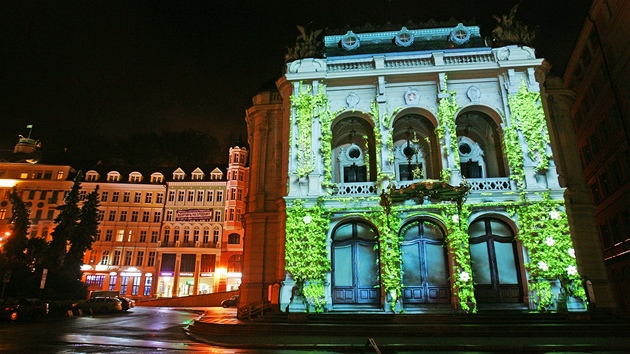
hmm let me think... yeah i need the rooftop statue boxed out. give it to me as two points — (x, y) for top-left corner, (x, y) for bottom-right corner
(490, 3), (537, 47)
(284, 25), (324, 63)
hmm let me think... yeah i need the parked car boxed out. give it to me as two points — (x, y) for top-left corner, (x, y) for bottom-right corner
(0, 297), (49, 321)
(116, 297), (135, 311)
(221, 295), (239, 308)
(77, 297), (122, 313)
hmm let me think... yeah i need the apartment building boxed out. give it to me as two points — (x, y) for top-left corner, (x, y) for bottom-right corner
(0, 144), (248, 301)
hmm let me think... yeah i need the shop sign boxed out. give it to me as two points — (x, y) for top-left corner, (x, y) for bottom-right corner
(160, 272), (174, 276)
(121, 272), (142, 277)
(200, 272), (214, 277)
(175, 209), (213, 222)
(179, 272), (194, 277)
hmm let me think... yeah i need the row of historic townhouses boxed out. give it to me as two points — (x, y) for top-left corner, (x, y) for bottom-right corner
(219, 146), (249, 294)
(0, 163), (73, 244)
(156, 166), (227, 298)
(80, 167), (167, 301)
(275, 24), (593, 314)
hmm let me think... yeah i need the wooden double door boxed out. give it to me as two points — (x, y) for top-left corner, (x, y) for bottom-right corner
(469, 218), (523, 303)
(332, 221), (379, 305)
(401, 220), (450, 303)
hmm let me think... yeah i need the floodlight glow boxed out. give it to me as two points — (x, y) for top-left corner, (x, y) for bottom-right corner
(0, 179), (18, 187)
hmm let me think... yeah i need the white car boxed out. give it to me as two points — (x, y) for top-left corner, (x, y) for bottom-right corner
(78, 297), (122, 313)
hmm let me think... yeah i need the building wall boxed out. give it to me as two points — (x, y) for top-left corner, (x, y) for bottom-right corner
(240, 89), (287, 306)
(562, 0), (630, 311)
(0, 147), (247, 302)
(0, 163), (73, 242)
(242, 24), (616, 313)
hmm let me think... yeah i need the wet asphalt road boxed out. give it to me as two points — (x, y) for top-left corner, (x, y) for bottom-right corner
(0, 306), (340, 354)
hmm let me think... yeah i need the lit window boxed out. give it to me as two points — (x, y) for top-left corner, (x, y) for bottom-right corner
(228, 233), (240, 244)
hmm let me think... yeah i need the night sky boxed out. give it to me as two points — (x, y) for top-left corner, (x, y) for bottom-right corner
(0, 0), (590, 154)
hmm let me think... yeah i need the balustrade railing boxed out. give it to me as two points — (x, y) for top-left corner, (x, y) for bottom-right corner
(334, 182), (378, 196)
(327, 60), (374, 72)
(468, 177), (513, 192)
(384, 57), (433, 68)
(325, 52), (496, 74)
(443, 53), (495, 65)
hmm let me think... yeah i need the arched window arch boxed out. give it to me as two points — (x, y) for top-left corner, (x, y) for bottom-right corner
(456, 111), (508, 178)
(228, 254), (243, 273)
(392, 113), (440, 181)
(331, 116), (377, 185)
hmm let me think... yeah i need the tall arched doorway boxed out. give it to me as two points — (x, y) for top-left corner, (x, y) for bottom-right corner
(401, 219), (450, 303)
(331, 221), (380, 305)
(469, 218), (523, 303)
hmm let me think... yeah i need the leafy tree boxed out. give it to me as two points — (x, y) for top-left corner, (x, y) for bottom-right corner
(47, 173), (82, 271)
(64, 185), (100, 281)
(4, 188), (31, 265)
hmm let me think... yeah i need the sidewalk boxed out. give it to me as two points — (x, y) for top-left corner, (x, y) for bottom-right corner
(182, 307), (630, 352)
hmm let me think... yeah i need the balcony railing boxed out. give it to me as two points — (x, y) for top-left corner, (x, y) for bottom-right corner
(468, 177), (513, 192)
(333, 182), (378, 196)
(331, 177), (513, 197)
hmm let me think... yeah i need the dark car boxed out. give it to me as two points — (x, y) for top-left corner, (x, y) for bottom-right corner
(0, 297), (49, 321)
(116, 297), (135, 311)
(221, 295), (239, 308)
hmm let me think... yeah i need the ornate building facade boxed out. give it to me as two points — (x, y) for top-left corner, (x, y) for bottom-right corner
(241, 23), (617, 314)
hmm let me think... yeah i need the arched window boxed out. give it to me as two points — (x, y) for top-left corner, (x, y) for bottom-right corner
(228, 233), (241, 244)
(228, 254), (243, 273)
(331, 117), (377, 187)
(392, 114), (439, 181)
(456, 112), (509, 178)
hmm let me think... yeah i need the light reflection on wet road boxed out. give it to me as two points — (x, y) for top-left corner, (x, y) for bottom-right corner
(0, 307), (281, 353)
